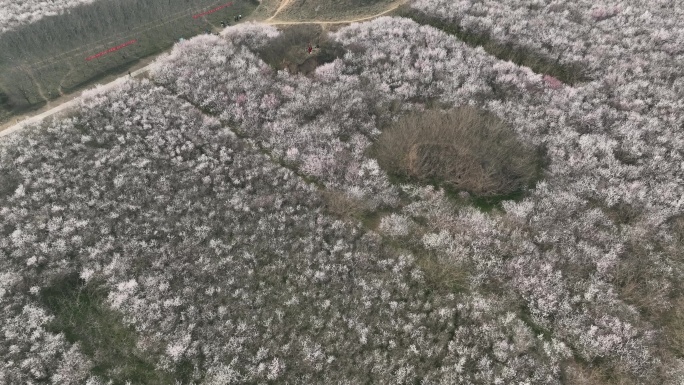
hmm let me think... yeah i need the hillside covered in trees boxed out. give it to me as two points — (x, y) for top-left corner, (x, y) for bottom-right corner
(1, 1), (684, 384)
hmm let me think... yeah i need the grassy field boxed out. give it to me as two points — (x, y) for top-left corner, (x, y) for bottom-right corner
(0, 0), (259, 124)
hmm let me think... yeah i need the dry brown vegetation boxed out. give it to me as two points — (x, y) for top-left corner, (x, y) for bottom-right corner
(662, 216), (684, 359)
(562, 361), (638, 385)
(663, 297), (684, 358)
(374, 106), (540, 197)
(321, 188), (369, 222)
(605, 215), (684, 381)
(255, 24), (345, 75)
(251, 0), (288, 20)
(416, 254), (471, 294)
(610, 243), (671, 317)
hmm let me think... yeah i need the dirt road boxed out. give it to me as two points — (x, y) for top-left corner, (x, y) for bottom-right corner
(0, 55), (162, 138)
(265, 0), (405, 25)
(266, 0), (293, 21)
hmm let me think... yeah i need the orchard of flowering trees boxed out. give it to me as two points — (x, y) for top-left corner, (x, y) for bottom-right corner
(2, 1), (684, 383)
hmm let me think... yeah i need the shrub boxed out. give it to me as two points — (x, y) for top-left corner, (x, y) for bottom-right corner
(416, 253), (470, 294)
(374, 106), (540, 197)
(321, 188), (368, 221)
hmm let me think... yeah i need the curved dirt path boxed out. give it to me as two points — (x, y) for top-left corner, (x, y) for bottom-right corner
(265, 0), (405, 25)
(266, 0), (293, 21)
